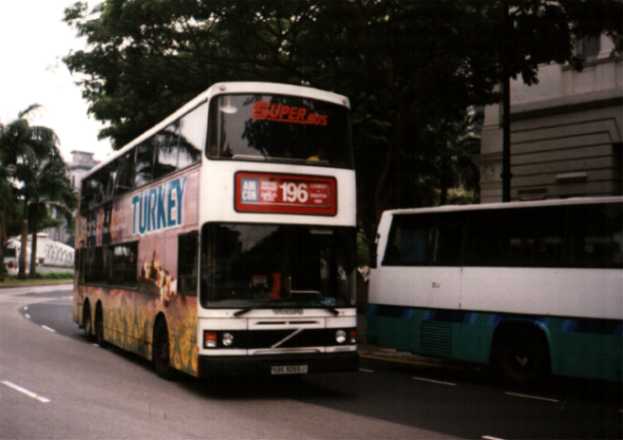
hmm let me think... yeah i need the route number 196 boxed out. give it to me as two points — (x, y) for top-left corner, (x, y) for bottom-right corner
(279, 182), (309, 203)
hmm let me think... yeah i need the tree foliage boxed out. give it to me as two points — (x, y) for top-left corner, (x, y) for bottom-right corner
(0, 106), (76, 277)
(63, 0), (623, 250)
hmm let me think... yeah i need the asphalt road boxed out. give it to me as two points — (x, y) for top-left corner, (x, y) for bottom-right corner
(1, 286), (621, 439)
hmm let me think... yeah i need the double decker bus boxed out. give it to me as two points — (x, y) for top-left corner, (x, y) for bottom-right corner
(74, 82), (358, 378)
(368, 197), (622, 383)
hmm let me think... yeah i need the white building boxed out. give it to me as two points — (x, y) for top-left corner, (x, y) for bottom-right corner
(480, 35), (623, 202)
(68, 150), (99, 190)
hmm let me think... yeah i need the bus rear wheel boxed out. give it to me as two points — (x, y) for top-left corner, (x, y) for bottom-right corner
(153, 318), (174, 380)
(493, 329), (549, 386)
(94, 304), (106, 348)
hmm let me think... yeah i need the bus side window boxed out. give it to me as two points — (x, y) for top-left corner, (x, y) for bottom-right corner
(153, 125), (179, 180)
(134, 141), (155, 187)
(111, 242), (138, 288)
(177, 103), (205, 168)
(178, 232), (198, 296)
(115, 152), (134, 195)
(568, 204), (623, 268)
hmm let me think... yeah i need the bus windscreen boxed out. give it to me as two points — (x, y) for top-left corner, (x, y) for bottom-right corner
(200, 223), (355, 309)
(207, 94), (353, 168)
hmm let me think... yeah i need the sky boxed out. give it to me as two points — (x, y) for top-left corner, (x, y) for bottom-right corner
(0, 1), (113, 163)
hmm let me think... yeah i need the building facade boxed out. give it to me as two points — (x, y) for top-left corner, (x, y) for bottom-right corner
(480, 35), (623, 202)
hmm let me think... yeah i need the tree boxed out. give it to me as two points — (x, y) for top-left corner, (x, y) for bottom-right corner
(0, 106), (74, 277)
(21, 148), (76, 276)
(63, 0), (623, 253)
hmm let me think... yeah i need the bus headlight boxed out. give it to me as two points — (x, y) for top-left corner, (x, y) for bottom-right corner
(222, 332), (234, 347)
(335, 329), (347, 344)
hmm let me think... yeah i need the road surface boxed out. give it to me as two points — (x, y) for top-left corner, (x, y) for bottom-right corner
(1, 285), (620, 439)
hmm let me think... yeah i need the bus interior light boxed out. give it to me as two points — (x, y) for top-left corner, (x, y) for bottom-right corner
(204, 331), (218, 348)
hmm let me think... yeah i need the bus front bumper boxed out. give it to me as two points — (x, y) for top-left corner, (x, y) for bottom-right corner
(198, 351), (358, 377)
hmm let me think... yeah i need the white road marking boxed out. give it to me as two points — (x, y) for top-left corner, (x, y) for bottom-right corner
(41, 325), (56, 333)
(505, 391), (559, 403)
(412, 376), (456, 386)
(92, 343), (100, 348)
(23, 306), (28, 311)
(2, 380), (51, 403)
(482, 436), (506, 440)
(24, 313), (31, 320)
(359, 368), (375, 373)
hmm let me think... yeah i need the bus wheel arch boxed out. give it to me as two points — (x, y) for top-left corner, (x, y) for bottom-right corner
(152, 314), (174, 380)
(491, 320), (551, 385)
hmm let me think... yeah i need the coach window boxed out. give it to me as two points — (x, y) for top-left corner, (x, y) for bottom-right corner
(383, 214), (460, 266)
(384, 215), (432, 265)
(506, 207), (564, 267)
(568, 204), (623, 268)
(465, 211), (502, 266)
(134, 141), (154, 187)
(178, 232), (198, 295)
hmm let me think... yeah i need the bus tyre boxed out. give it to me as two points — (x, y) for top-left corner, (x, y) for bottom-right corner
(153, 319), (174, 380)
(83, 303), (94, 342)
(94, 304), (106, 348)
(494, 330), (549, 386)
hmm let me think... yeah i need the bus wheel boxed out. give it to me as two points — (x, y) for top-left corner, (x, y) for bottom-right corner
(493, 329), (549, 386)
(153, 318), (174, 380)
(94, 304), (106, 348)
(83, 302), (94, 342)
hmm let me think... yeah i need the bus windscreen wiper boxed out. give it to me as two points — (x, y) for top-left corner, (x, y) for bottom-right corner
(233, 300), (279, 317)
(233, 302), (340, 317)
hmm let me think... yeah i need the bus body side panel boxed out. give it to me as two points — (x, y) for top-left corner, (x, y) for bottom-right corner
(75, 166), (201, 377)
(461, 267), (623, 381)
(546, 317), (623, 381)
(366, 303), (494, 364)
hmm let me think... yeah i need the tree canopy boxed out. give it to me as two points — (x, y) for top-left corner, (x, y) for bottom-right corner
(0, 106), (76, 277)
(63, 0), (623, 254)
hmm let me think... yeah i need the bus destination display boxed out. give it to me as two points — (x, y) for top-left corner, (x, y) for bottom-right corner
(235, 171), (337, 216)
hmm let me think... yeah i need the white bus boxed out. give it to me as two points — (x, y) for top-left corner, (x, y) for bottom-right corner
(74, 82), (358, 379)
(368, 197), (623, 383)
(4, 234), (74, 274)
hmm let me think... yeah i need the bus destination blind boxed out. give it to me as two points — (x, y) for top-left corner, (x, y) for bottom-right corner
(235, 171), (337, 216)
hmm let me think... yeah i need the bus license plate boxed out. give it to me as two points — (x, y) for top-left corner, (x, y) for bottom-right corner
(270, 365), (309, 375)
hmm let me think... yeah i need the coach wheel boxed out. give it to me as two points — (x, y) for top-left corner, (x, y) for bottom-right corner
(494, 330), (549, 386)
(94, 304), (106, 348)
(153, 318), (174, 380)
(83, 302), (94, 342)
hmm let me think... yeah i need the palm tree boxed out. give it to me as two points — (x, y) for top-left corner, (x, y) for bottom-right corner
(22, 148), (76, 276)
(0, 105), (74, 277)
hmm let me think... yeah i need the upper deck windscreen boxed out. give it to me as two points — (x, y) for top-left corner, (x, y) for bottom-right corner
(207, 94), (353, 168)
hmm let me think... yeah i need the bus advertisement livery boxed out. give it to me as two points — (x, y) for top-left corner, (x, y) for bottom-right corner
(368, 197), (623, 384)
(73, 82), (358, 379)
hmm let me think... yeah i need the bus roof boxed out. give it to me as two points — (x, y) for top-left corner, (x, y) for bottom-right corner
(83, 81), (351, 182)
(383, 196), (623, 217)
